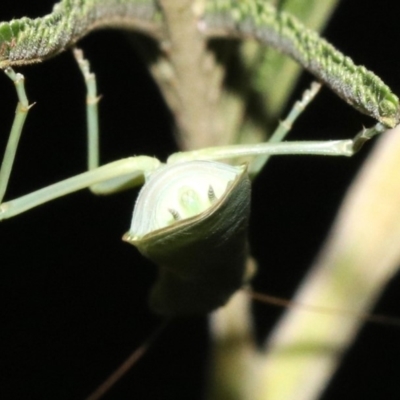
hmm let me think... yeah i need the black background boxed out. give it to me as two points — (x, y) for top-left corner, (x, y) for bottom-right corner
(1, 1), (400, 399)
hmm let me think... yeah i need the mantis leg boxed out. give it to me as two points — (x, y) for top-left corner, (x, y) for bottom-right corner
(168, 120), (386, 172)
(0, 156), (161, 221)
(74, 48), (147, 195)
(167, 80), (386, 170)
(249, 81), (321, 175)
(0, 68), (32, 204)
(74, 48), (100, 172)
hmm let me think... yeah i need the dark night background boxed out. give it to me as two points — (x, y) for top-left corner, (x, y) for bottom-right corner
(1, 1), (400, 399)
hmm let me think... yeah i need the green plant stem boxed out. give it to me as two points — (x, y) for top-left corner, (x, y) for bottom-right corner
(253, 125), (400, 400)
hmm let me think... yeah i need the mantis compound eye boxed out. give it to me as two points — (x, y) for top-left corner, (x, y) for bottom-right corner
(123, 160), (252, 316)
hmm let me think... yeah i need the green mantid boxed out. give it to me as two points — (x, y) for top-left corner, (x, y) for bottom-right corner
(1, 1), (400, 399)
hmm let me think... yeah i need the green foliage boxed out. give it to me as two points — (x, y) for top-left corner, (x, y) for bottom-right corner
(203, 0), (399, 127)
(0, 0), (398, 129)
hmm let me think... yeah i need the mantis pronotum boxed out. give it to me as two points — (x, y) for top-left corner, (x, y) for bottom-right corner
(1, 1), (400, 399)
